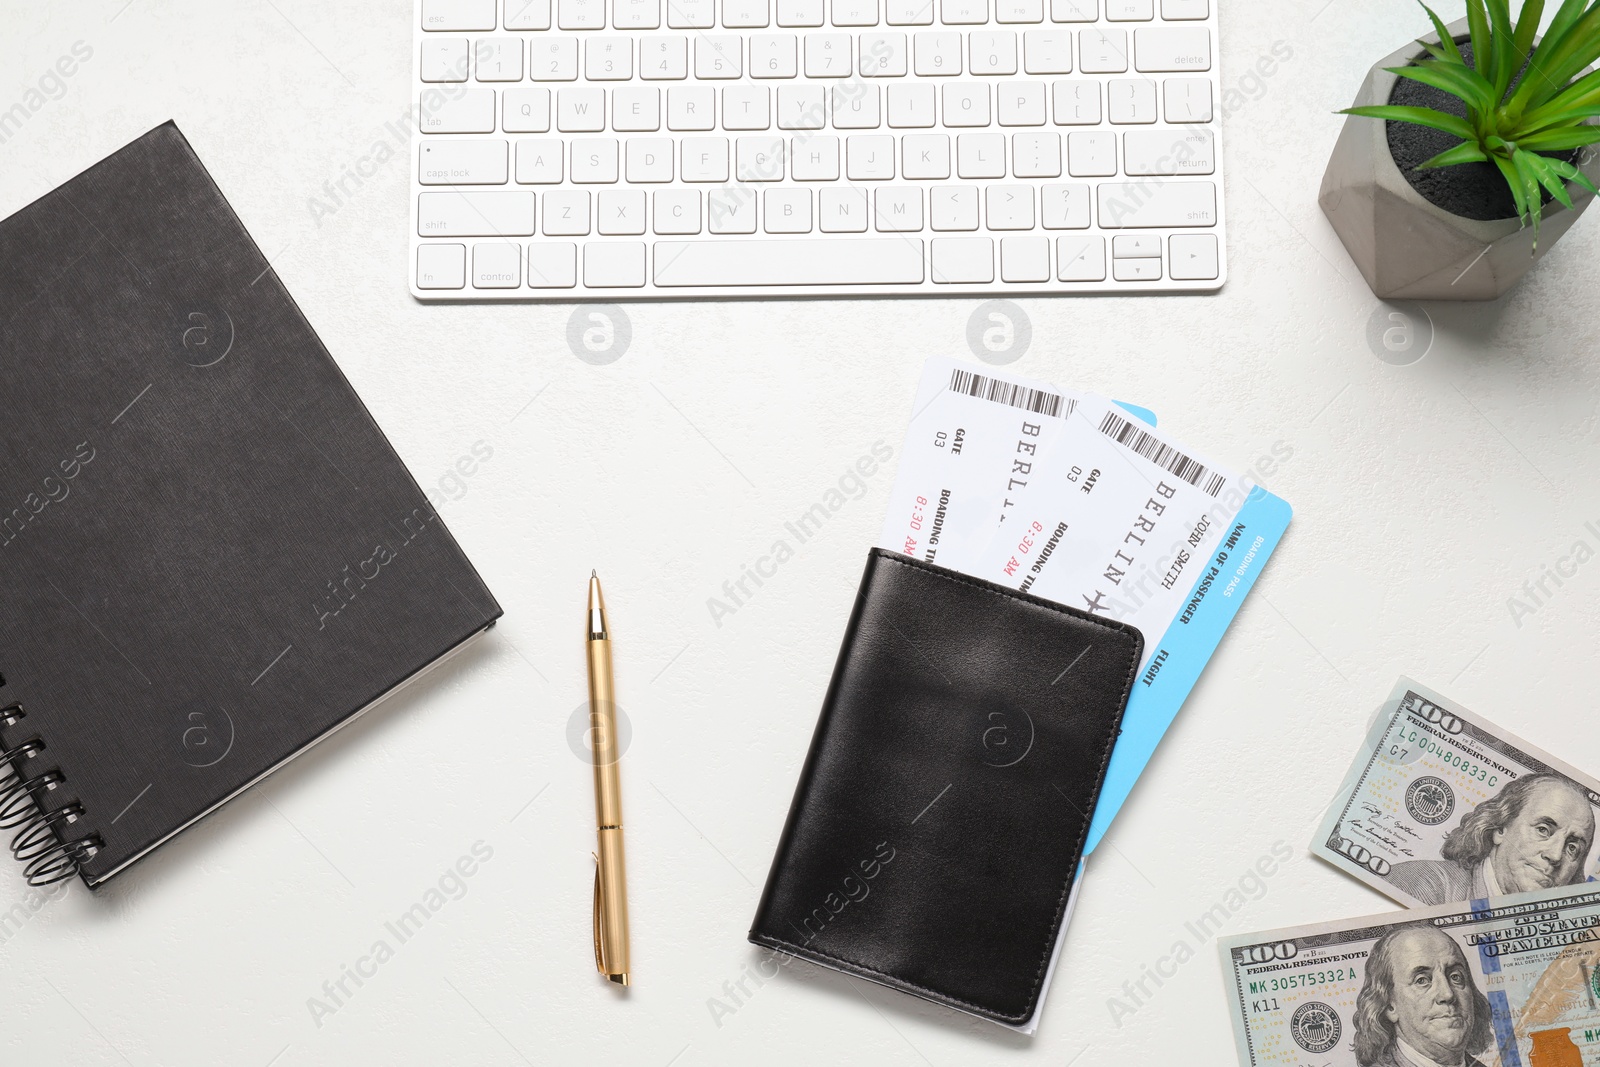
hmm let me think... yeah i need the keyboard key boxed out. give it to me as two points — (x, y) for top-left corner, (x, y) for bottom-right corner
(1040, 182), (1089, 227)
(1066, 129), (1114, 175)
(1164, 77), (1212, 122)
(1105, 0), (1152, 19)
(751, 34), (799, 77)
(544, 189), (592, 233)
(985, 184), (1033, 228)
(833, 0), (879, 24)
(957, 132), (1004, 176)
(913, 32), (961, 75)
(1169, 233), (1217, 279)
(626, 137), (674, 180)
(902, 133), (951, 178)
(942, 83), (990, 125)
(696, 36), (744, 77)
(667, 0), (715, 24)
(995, 0), (1043, 23)
(558, 0), (607, 28)
(1135, 26), (1210, 70)
(1124, 128), (1213, 174)
(931, 237), (993, 282)
(420, 39), (469, 82)
(558, 88), (606, 131)
(779, 0), (826, 24)
(736, 136), (786, 180)
(997, 80), (1046, 125)
(668, 85), (717, 129)
(847, 134), (896, 178)
(600, 189), (648, 233)
(614, 86), (662, 130)
(724, 85), (772, 129)
(791, 134), (841, 178)
(586, 242), (648, 285)
(764, 187), (813, 231)
(1052, 79), (1100, 123)
(418, 89), (495, 133)
(614, 0), (662, 26)
(1050, 0), (1096, 19)
(418, 139), (508, 184)
(681, 136), (729, 180)
(1023, 30), (1071, 73)
(1097, 180), (1215, 226)
(516, 138), (564, 183)
(527, 242), (578, 286)
(970, 31), (1018, 75)
(476, 38), (524, 80)
(1161, 0), (1207, 18)
(806, 34), (852, 76)
(708, 187), (759, 231)
(858, 32), (908, 75)
(930, 185), (979, 229)
(506, 0), (553, 27)
(571, 138), (620, 182)
(1078, 27), (1128, 72)
(1107, 78), (1156, 123)
(724, 0), (771, 26)
(640, 36), (689, 77)
(504, 88), (553, 132)
(778, 85), (827, 128)
(422, 0), (495, 30)
(887, 0), (935, 22)
(654, 188), (702, 233)
(416, 243), (466, 288)
(1113, 256), (1161, 280)
(1001, 235), (1049, 280)
(821, 188), (869, 230)
(940, 0), (987, 24)
(1056, 234), (1104, 279)
(832, 85), (881, 128)
(874, 186), (923, 230)
(586, 37), (634, 79)
(1011, 131), (1060, 176)
(473, 242), (523, 287)
(418, 191), (536, 236)
(887, 83), (936, 126)
(531, 38), (580, 80)
(1112, 234), (1160, 257)
(653, 238), (925, 284)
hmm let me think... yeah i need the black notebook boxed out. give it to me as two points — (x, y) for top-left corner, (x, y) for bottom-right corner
(0, 123), (502, 888)
(750, 549), (1142, 1026)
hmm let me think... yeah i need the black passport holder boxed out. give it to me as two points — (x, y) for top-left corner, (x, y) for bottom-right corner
(749, 549), (1143, 1025)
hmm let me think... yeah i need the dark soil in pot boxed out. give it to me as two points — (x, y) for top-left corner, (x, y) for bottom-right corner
(1386, 40), (1574, 220)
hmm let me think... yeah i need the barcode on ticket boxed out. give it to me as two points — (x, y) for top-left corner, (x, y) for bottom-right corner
(947, 369), (1071, 418)
(1098, 412), (1226, 497)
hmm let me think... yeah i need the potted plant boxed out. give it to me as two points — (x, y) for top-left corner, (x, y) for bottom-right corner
(1320, 0), (1600, 300)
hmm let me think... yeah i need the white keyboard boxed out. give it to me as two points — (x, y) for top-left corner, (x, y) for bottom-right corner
(409, 0), (1226, 300)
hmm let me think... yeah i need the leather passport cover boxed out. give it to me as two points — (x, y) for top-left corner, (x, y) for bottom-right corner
(749, 549), (1143, 1025)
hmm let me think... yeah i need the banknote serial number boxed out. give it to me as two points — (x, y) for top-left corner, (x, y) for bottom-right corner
(1392, 728), (1500, 787)
(1246, 967), (1357, 998)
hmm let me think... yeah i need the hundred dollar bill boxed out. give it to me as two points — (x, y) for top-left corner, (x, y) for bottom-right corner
(1313, 678), (1600, 909)
(1219, 883), (1600, 1067)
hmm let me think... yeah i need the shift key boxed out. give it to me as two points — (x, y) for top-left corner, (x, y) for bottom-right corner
(1097, 181), (1215, 227)
(419, 140), (509, 184)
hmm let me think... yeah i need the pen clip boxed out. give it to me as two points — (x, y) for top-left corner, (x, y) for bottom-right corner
(592, 852), (607, 976)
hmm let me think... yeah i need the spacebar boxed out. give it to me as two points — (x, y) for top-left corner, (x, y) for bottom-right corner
(653, 238), (925, 287)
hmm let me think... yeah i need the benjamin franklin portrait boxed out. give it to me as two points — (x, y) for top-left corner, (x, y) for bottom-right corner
(1354, 924), (1492, 1067)
(1386, 772), (1595, 906)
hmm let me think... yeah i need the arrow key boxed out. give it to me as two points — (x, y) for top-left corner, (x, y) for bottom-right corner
(1169, 232), (1217, 280)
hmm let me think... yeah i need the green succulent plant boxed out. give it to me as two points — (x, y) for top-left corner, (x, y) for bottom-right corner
(1342, 0), (1600, 244)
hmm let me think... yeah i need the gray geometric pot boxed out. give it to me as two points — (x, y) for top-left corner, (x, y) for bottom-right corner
(1320, 18), (1600, 300)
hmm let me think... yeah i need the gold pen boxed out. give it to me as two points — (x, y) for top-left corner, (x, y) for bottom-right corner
(586, 571), (630, 987)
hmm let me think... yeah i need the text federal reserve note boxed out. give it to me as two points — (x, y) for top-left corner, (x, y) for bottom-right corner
(1312, 678), (1600, 909)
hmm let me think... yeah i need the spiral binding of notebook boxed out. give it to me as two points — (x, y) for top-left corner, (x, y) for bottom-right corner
(0, 691), (102, 886)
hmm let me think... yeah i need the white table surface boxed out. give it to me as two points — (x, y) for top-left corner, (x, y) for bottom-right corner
(5, 2), (1600, 1064)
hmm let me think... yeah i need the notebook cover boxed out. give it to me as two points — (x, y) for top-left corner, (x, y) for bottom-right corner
(0, 122), (503, 887)
(748, 549), (1143, 1025)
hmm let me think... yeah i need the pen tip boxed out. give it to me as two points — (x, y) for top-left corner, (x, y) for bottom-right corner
(591, 569), (598, 579)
